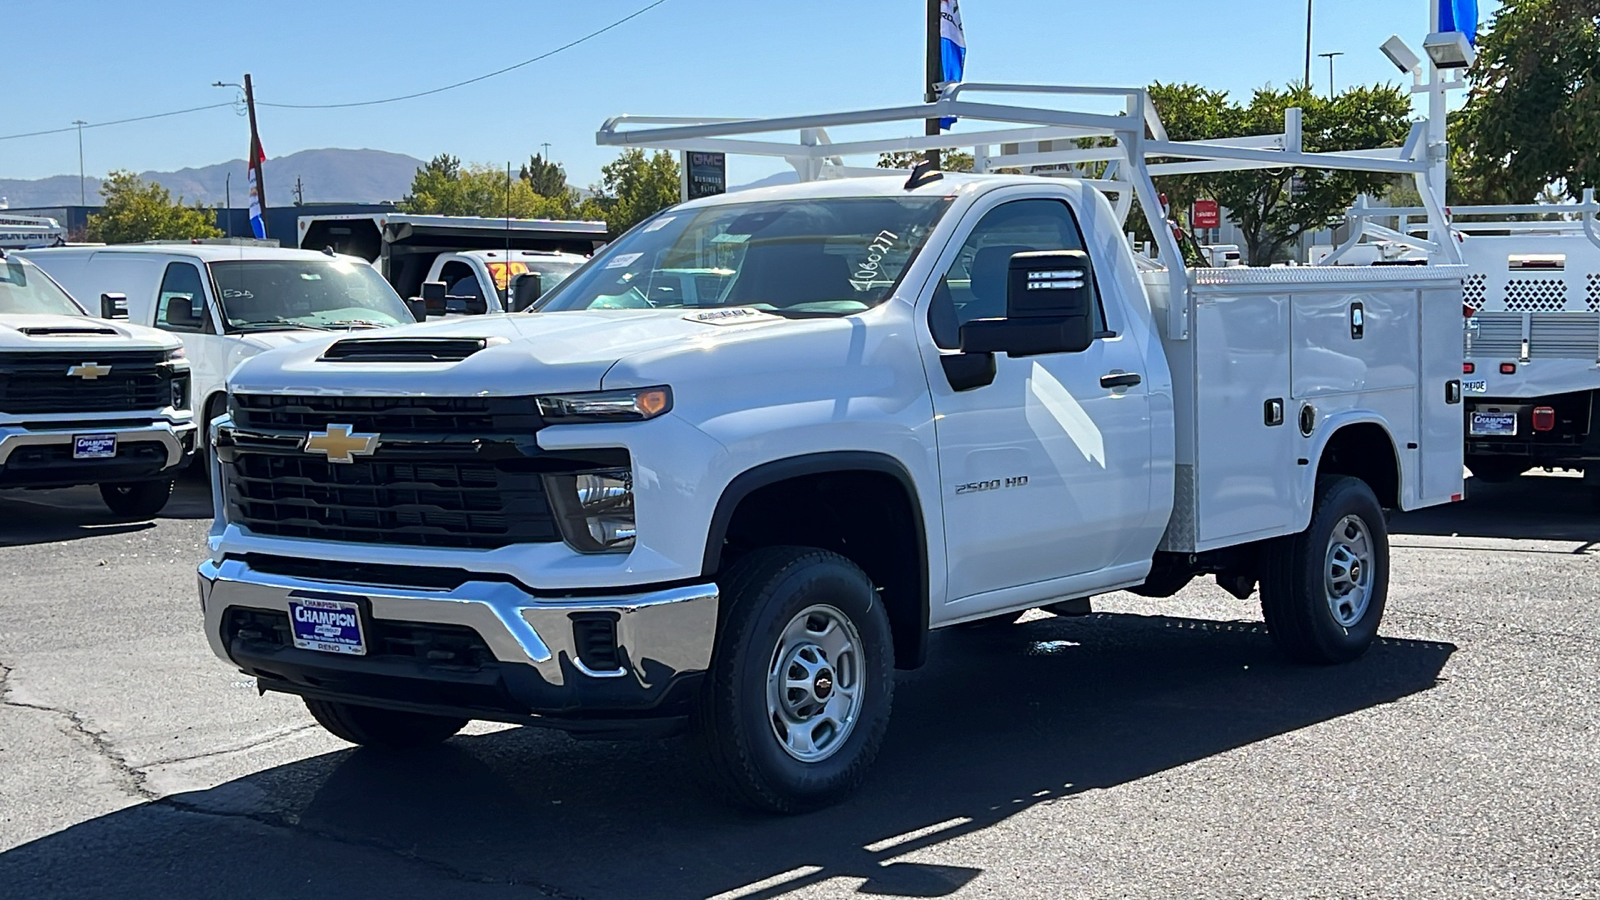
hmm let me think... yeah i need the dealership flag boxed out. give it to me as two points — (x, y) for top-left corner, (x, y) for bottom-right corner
(246, 140), (266, 239)
(1439, 0), (1478, 45)
(939, 0), (966, 129)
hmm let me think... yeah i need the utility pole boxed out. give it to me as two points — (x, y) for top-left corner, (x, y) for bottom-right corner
(293, 176), (304, 206)
(244, 73), (267, 235)
(224, 173), (231, 237)
(540, 142), (552, 161)
(72, 120), (87, 205)
(925, 0), (942, 168)
(1303, 0), (1313, 90)
(1319, 51), (1344, 99)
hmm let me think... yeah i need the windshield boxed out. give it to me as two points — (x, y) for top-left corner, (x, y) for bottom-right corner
(0, 259), (86, 316)
(485, 257), (585, 304)
(209, 259), (414, 331)
(536, 196), (953, 317)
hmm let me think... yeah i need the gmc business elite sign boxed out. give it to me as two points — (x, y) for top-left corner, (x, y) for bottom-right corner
(682, 151), (727, 201)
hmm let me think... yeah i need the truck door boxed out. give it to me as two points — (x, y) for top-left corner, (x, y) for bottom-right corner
(921, 196), (1153, 604)
(152, 258), (225, 415)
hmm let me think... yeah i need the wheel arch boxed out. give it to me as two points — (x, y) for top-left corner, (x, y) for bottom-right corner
(704, 452), (931, 669)
(1306, 417), (1404, 512)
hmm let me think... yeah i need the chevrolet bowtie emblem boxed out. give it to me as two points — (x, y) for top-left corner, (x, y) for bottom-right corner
(303, 424), (380, 464)
(67, 362), (112, 380)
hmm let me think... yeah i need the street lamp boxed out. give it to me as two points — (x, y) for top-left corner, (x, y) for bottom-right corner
(1318, 51), (1344, 99)
(1303, 0), (1314, 89)
(72, 120), (87, 205)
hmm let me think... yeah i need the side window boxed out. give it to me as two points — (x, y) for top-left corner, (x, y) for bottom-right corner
(928, 198), (1106, 350)
(156, 262), (209, 332)
(438, 261), (483, 314)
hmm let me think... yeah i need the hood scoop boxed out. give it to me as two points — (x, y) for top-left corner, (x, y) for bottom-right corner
(321, 337), (489, 363)
(18, 325), (119, 336)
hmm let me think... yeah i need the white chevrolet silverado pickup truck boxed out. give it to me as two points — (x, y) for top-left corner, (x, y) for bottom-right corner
(198, 87), (1466, 812)
(0, 252), (194, 516)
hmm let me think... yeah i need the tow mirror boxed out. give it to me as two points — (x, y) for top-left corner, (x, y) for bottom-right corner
(420, 280), (447, 316)
(164, 293), (202, 327)
(509, 272), (544, 313)
(959, 250), (1096, 357)
(100, 292), (129, 320)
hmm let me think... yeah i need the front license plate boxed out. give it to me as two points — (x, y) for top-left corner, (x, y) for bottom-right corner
(287, 597), (366, 656)
(72, 434), (116, 459)
(1470, 412), (1518, 437)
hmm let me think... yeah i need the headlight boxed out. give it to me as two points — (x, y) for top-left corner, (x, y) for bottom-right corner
(171, 372), (191, 411)
(537, 387), (671, 424)
(166, 346), (186, 361)
(543, 467), (636, 553)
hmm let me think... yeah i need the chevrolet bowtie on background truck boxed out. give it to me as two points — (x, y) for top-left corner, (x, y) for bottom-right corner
(0, 252), (194, 517)
(197, 86), (1466, 812)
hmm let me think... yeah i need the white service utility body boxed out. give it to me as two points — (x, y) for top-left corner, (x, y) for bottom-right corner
(1328, 193), (1600, 487)
(20, 244), (417, 452)
(0, 252), (194, 516)
(197, 84), (1466, 811)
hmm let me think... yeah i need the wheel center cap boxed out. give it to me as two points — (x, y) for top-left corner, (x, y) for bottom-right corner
(1349, 561), (1362, 581)
(814, 672), (834, 699)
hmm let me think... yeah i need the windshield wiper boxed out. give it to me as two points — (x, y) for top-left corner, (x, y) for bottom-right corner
(324, 319), (387, 329)
(231, 318), (335, 332)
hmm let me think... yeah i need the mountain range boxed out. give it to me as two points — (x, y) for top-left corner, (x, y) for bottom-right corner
(0, 149), (427, 209)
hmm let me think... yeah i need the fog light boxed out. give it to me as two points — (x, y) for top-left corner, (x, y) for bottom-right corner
(544, 468), (636, 553)
(1532, 407), (1556, 432)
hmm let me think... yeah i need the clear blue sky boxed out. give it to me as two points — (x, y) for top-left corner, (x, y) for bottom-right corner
(0, 0), (1497, 190)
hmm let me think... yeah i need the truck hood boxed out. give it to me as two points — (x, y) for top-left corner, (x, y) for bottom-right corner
(0, 314), (180, 352)
(227, 308), (795, 396)
(235, 330), (337, 352)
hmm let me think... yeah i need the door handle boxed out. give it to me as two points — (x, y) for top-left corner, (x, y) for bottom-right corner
(1100, 372), (1142, 389)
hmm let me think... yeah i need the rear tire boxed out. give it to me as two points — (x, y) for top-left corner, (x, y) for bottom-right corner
(1260, 476), (1388, 664)
(99, 479), (174, 519)
(1466, 456), (1529, 484)
(303, 698), (467, 750)
(691, 546), (894, 813)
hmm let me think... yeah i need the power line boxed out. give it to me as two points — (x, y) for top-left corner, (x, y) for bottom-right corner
(0, 102), (237, 143)
(258, 0), (671, 111)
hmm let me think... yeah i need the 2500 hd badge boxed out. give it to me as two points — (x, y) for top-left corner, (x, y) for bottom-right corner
(956, 475), (1029, 495)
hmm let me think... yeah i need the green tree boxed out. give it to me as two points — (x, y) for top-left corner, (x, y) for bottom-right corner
(875, 150), (975, 172)
(85, 171), (221, 244)
(1148, 81), (1411, 265)
(521, 153), (574, 202)
(1451, 0), (1600, 204)
(399, 155), (570, 218)
(579, 149), (681, 233)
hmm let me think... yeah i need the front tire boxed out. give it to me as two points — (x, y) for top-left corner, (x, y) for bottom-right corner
(691, 546), (894, 813)
(99, 479), (174, 518)
(1260, 476), (1388, 664)
(303, 698), (467, 750)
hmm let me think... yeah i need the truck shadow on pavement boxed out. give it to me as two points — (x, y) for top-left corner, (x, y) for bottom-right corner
(0, 474), (210, 547)
(1391, 474), (1598, 544)
(0, 611), (1455, 900)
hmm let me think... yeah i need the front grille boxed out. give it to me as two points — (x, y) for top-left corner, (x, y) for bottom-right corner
(224, 607), (496, 670)
(230, 393), (541, 435)
(225, 450), (560, 549)
(0, 351), (172, 414)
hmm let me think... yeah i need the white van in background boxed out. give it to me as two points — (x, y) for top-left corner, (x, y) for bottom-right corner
(20, 244), (417, 452)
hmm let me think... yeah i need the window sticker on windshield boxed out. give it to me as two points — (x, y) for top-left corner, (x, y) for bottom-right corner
(605, 253), (643, 269)
(850, 230), (899, 291)
(299, 272), (323, 280)
(710, 233), (751, 244)
(642, 216), (676, 233)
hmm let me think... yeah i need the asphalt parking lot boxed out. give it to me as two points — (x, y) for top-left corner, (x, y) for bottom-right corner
(0, 472), (1596, 899)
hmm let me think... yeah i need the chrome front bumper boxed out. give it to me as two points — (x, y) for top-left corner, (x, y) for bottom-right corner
(198, 558), (719, 707)
(0, 420), (196, 468)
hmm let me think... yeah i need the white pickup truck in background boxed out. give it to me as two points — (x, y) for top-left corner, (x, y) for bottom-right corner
(21, 244), (416, 456)
(1328, 191), (1600, 496)
(296, 212), (607, 315)
(0, 251), (194, 516)
(198, 85), (1466, 813)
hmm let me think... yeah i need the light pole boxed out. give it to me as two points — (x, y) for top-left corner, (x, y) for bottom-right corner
(1319, 51), (1344, 99)
(1303, 0), (1313, 89)
(72, 120), (87, 205)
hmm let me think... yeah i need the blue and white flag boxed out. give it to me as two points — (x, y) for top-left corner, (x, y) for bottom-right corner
(246, 140), (266, 239)
(939, 0), (966, 129)
(1439, 0), (1478, 45)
